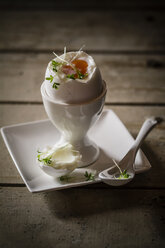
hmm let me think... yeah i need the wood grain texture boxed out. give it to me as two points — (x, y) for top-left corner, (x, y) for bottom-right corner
(1, 0), (165, 10)
(0, 3), (164, 247)
(0, 187), (164, 248)
(0, 104), (164, 187)
(0, 11), (165, 51)
(0, 53), (164, 103)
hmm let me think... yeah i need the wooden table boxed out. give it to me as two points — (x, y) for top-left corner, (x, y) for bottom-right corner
(0, 1), (165, 247)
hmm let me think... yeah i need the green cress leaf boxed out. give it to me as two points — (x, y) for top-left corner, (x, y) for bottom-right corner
(46, 75), (54, 83)
(37, 154), (42, 162)
(66, 74), (76, 80)
(46, 75), (60, 90)
(117, 170), (130, 179)
(84, 171), (95, 181)
(113, 159), (130, 179)
(42, 156), (52, 165)
(37, 150), (42, 162)
(52, 82), (60, 89)
(77, 71), (88, 79)
(121, 170), (130, 179)
(52, 60), (62, 72)
(59, 175), (72, 182)
(37, 150), (52, 166)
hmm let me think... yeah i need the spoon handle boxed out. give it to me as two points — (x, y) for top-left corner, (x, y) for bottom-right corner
(132, 117), (161, 154)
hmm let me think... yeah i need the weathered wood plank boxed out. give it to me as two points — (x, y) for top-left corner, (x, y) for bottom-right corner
(1, 0), (165, 10)
(0, 11), (165, 51)
(0, 104), (164, 187)
(0, 53), (165, 103)
(0, 187), (164, 248)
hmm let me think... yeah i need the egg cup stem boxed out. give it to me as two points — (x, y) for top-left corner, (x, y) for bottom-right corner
(41, 81), (107, 168)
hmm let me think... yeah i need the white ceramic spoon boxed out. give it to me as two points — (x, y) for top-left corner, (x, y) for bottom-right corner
(99, 117), (161, 186)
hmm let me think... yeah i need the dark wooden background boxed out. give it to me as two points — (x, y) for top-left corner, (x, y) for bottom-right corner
(0, 0), (165, 247)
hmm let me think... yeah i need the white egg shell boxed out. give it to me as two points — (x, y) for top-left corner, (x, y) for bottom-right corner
(39, 164), (73, 177)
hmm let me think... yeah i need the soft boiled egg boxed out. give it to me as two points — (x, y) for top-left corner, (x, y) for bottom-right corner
(44, 51), (103, 104)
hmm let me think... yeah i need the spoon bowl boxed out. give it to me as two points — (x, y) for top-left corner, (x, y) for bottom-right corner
(99, 169), (135, 186)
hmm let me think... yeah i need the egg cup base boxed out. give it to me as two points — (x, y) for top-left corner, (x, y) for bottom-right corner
(74, 139), (100, 168)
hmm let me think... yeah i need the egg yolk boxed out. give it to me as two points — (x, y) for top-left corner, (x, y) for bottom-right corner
(72, 59), (88, 75)
(62, 59), (88, 78)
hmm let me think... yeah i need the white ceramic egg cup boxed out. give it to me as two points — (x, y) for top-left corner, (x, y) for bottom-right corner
(41, 81), (107, 167)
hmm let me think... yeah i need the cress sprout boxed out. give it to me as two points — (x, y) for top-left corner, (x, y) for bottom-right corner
(113, 159), (130, 179)
(84, 171), (95, 181)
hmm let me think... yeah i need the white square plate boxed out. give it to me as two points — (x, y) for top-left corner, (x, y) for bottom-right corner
(1, 110), (151, 192)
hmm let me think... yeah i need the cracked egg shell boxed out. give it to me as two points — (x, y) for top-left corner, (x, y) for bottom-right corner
(44, 51), (103, 104)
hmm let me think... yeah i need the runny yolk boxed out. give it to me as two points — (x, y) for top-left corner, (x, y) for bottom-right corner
(72, 59), (88, 75)
(62, 59), (88, 78)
